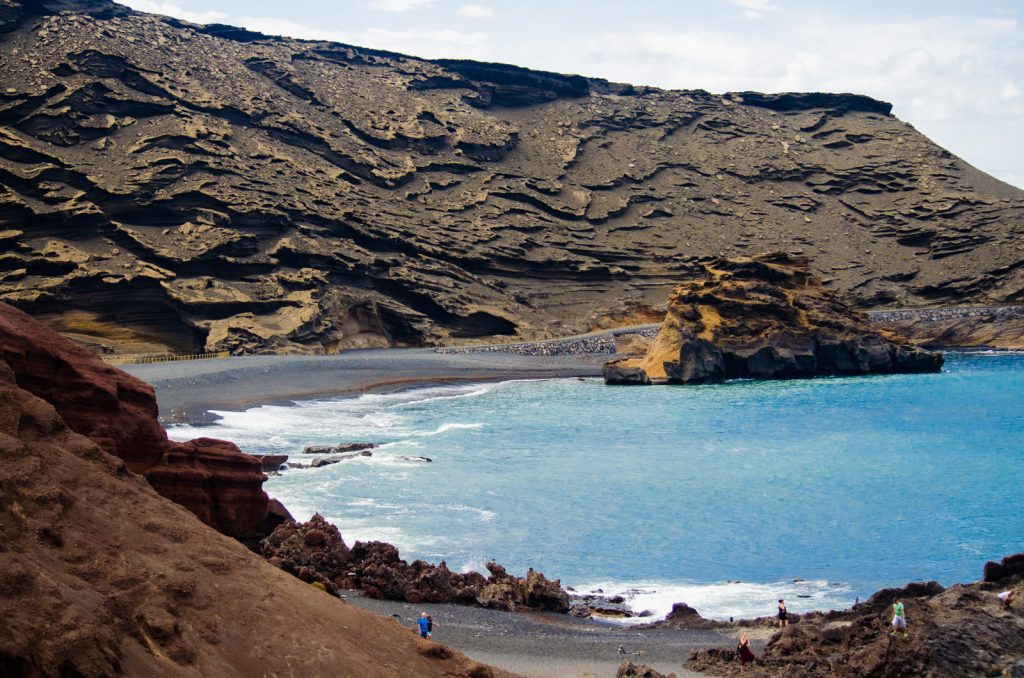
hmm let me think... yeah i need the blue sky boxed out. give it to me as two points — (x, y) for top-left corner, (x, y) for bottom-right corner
(124, 0), (1024, 189)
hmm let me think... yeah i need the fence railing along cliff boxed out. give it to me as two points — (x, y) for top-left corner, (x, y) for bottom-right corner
(102, 351), (230, 366)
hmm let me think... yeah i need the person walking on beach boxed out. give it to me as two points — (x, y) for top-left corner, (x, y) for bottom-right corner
(998, 590), (1014, 610)
(426, 614), (434, 638)
(417, 612), (430, 639)
(891, 599), (908, 637)
(736, 631), (756, 671)
(777, 599), (788, 628)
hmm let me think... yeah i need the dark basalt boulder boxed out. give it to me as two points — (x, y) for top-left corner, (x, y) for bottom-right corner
(616, 659), (678, 678)
(602, 363), (651, 385)
(261, 514), (570, 612)
(983, 552), (1024, 583)
(606, 253), (943, 385)
(656, 602), (726, 630)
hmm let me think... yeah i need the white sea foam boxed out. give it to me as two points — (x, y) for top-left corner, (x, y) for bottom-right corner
(571, 578), (854, 624)
(457, 557), (489, 574)
(413, 422), (485, 437)
(167, 381), (497, 452)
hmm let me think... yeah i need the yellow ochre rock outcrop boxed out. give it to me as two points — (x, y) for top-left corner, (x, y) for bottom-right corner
(604, 252), (943, 384)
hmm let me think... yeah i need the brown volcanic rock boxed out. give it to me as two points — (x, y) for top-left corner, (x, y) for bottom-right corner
(0, 356), (510, 678)
(262, 513), (571, 613)
(604, 253), (942, 384)
(1, 0), (1023, 354)
(149, 437), (269, 538)
(0, 301), (268, 537)
(684, 566), (1024, 677)
(0, 297), (166, 469)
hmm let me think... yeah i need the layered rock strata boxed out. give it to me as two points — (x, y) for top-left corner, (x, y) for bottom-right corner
(0, 344), (505, 677)
(262, 513), (571, 613)
(1, 0), (1023, 353)
(0, 301), (269, 537)
(603, 253), (943, 385)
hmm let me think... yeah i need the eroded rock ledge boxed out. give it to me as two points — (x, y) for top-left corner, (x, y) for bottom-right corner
(603, 253), (942, 385)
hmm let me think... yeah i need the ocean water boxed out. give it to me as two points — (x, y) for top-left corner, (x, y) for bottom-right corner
(168, 352), (1024, 622)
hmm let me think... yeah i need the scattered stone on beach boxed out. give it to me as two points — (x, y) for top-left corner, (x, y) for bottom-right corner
(303, 442), (376, 455)
(569, 592), (639, 619)
(261, 514), (570, 613)
(617, 659), (678, 678)
(604, 253), (944, 386)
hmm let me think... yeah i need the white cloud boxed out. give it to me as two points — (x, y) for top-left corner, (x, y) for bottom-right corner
(458, 4), (493, 18)
(235, 16), (351, 43)
(726, 0), (780, 20)
(225, 17), (490, 61)
(125, 0), (228, 24)
(369, 0), (436, 12)
(360, 27), (490, 59)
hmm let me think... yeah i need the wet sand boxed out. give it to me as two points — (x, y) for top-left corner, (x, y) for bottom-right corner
(344, 593), (769, 678)
(124, 348), (605, 424)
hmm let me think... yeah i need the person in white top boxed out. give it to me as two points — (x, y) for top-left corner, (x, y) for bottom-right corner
(998, 590), (1014, 610)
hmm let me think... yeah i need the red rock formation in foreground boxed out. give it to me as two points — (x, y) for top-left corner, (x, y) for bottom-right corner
(0, 352), (508, 677)
(0, 302), (268, 537)
(604, 253), (943, 385)
(262, 513), (571, 613)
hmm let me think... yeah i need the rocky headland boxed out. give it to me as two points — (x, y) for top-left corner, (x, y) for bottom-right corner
(603, 252), (943, 385)
(1, 0), (1023, 354)
(681, 553), (1024, 676)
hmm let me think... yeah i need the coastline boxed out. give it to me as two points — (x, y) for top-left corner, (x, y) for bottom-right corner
(343, 592), (771, 678)
(123, 346), (1024, 676)
(124, 348), (606, 425)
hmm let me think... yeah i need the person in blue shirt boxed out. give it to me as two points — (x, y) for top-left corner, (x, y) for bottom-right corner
(417, 611), (430, 639)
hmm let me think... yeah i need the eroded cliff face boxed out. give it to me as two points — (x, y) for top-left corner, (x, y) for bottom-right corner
(0, 301), (270, 537)
(1, 0), (1023, 353)
(604, 252), (942, 384)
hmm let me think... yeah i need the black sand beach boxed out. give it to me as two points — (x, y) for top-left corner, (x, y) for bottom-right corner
(345, 592), (767, 678)
(125, 348), (605, 424)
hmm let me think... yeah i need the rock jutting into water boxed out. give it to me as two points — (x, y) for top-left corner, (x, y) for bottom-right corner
(261, 513), (571, 613)
(603, 252), (943, 385)
(684, 556), (1024, 677)
(302, 442), (377, 455)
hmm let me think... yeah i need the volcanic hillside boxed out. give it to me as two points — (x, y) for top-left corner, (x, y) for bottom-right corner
(1, 0), (1022, 353)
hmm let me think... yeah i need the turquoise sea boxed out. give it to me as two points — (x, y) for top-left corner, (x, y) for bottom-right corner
(169, 352), (1024, 621)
